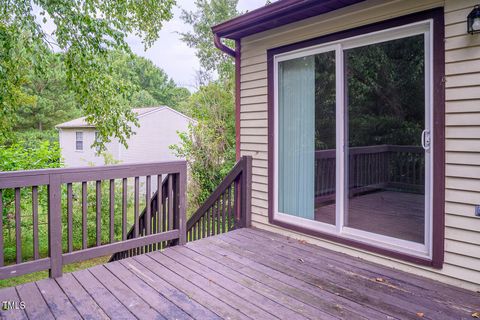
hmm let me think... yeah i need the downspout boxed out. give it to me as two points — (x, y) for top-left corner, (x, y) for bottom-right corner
(213, 34), (241, 161)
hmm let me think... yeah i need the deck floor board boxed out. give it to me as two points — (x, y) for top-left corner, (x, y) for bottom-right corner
(1, 228), (478, 320)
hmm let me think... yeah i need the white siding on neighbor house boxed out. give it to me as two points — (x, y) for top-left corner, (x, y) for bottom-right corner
(59, 128), (119, 167)
(239, 0), (480, 291)
(59, 108), (193, 168)
(118, 108), (191, 164)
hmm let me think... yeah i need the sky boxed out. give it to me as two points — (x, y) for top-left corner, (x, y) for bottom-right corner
(126, 0), (269, 91)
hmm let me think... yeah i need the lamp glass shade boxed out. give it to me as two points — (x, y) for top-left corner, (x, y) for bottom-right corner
(468, 5), (480, 34)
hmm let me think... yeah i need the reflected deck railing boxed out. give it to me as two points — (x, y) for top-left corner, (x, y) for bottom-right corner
(315, 144), (424, 204)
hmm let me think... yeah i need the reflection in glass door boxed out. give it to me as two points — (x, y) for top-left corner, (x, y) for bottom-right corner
(344, 34), (428, 244)
(275, 22), (432, 255)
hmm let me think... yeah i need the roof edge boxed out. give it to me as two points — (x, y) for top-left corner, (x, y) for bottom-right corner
(212, 0), (366, 40)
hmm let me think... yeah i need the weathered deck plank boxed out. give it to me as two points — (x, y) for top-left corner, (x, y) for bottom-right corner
(244, 227), (480, 310)
(88, 265), (163, 320)
(134, 254), (250, 320)
(118, 258), (221, 320)
(0, 228), (478, 320)
(0, 287), (27, 320)
(55, 273), (109, 320)
(220, 230), (445, 319)
(72, 268), (136, 319)
(36, 278), (82, 319)
(16, 282), (54, 320)
(165, 246), (313, 320)
(185, 236), (392, 320)
(147, 251), (277, 320)
(104, 261), (193, 320)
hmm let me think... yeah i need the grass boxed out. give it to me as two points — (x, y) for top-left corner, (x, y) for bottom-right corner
(0, 256), (110, 288)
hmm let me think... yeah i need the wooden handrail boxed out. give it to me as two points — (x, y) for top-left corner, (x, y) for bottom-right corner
(0, 161), (187, 279)
(186, 156), (252, 242)
(314, 144), (425, 202)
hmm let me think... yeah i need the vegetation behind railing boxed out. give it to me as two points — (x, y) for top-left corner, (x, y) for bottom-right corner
(186, 156), (252, 242)
(0, 161), (187, 279)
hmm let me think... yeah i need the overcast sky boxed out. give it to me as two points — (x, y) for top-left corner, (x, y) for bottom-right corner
(126, 0), (268, 91)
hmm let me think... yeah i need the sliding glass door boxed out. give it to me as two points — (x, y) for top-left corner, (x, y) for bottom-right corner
(275, 21), (432, 257)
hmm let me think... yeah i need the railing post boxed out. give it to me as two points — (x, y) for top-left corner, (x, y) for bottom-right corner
(177, 164), (187, 245)
(48, 173), (62, 278)
(240, 156), (252, 228)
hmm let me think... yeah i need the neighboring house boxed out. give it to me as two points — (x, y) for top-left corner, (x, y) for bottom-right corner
(213, 1), (480, 291)
(56, 106), (195, 167)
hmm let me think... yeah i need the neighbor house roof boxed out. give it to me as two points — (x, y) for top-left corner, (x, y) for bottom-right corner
(55, 106), (193, 129)
(212, 0), (365, 40)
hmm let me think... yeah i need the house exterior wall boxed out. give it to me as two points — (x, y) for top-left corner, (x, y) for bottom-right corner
(118, 108), (191, 164)
(59, 108), (192, 168)
(239, 0), (480, 291)
(58, 128), (119, 167)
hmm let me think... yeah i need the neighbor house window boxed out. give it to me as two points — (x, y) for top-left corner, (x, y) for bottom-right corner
(75, 132), (83, 151)
(273, 20), (437, 260)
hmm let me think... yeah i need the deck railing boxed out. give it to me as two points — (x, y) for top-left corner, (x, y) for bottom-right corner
(315, 144), (424, 203)
(186, 156), (252, 242)
(0, 161), (186, 279)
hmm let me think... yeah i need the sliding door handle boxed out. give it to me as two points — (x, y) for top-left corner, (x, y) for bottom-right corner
(421, 129), (431, 150)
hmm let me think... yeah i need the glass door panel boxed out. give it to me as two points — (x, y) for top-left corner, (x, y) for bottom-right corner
(277, 50), (336, 224)
(344, 34), (427, 243)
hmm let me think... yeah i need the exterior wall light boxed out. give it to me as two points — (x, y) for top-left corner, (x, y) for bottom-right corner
(468, 5), (480, 34)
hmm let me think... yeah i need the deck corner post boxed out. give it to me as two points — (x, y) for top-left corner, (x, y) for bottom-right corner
(48, 173), (63, 278)
(178, 162), (188, 245)
(241, 156), (252, 228)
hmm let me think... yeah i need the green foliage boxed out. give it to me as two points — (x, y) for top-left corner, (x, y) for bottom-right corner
(0, 22), (37, 141)
(172, 79), (236, 213)
(174, 0), (240, 214)
(1, 0), (175, 149)
(17, 53), (80, 131)
(180, 0), (239, 82)
(346, 35), (425, 147)
(111, 51), (190, 108)
(0, 140), (62, 171)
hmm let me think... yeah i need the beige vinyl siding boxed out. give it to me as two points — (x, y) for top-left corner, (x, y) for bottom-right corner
(239, 0), (480, 291)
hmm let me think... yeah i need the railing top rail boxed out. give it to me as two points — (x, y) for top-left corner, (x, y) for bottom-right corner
(0, 161), (187, 188)
(315, 144), (424, 158)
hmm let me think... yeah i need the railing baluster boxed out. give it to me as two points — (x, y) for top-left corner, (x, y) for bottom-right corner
(82, 182), (87, 249)
(15, 188), (21, 264)
(206, 207), (210, 236)
(222, 191), (226, 233)
(168, 175), (173, 233)
(0, 190), (3, 266)
(122, 178), (127, 241)
(227, 184), (232, 230)
(134, 177), (139, 239)
(216, 199), (220, 235)
(67, 183), (73, 253)
(146, 175), (151, 237)
(157, 174), (162, 250)
(110, 179), (115, 244)
(96, 180), (102, 247)
(32, 186), (39, 260)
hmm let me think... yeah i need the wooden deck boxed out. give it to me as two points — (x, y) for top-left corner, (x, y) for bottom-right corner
(0, 228), (478, 320)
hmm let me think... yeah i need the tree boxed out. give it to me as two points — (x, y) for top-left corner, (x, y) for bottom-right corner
(1, 0), (175, 151)
(172, 80), (235, 211)
(173, 0), (240, 213)
(180, 0), (239, 81)
(16, 52), (80, 132)
(111, 52), (190, 108)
